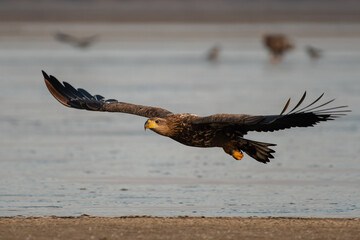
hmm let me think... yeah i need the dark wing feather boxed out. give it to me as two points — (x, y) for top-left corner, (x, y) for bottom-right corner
(42, 71), (173, 118)
(243, 92), (350, 133)
(192, 92), (350, 135)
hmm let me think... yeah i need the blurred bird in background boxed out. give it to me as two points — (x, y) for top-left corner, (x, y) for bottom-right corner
(207, 44), (221, 62)
(263, 34), (294, 63)
(55, 32), (98, 49)
(306, 45), (323, 60)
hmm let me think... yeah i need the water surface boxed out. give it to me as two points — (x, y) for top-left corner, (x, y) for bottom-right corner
(0, 23), (359, 217)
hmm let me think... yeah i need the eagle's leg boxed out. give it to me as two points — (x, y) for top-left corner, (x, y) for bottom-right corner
(222, 143), (244, 160)
(231, 150), (244, 160)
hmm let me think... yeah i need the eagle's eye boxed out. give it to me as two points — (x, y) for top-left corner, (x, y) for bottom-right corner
(155, 120), (160, 124)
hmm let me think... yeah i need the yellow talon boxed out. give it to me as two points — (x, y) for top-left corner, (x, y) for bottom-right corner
(232, 151), (244, 160)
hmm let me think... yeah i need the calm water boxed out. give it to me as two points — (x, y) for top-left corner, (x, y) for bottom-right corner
(0, 23), (359, 217)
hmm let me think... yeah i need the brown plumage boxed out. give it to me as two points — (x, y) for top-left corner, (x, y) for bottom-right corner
(263, 34), (294, 62)
(42, 71), (350, 164)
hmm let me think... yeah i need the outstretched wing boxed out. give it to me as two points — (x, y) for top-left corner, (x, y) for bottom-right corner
(42, 71), (173, 118)
(192, 92), (350, 135)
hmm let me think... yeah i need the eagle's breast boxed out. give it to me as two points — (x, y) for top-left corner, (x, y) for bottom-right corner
(166, 114), (224, 147)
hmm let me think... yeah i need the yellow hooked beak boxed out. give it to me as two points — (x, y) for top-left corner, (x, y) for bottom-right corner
(144, 119), (159, 130)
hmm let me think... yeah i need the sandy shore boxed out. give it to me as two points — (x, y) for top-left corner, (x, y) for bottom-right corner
(0, 216), (358, 240)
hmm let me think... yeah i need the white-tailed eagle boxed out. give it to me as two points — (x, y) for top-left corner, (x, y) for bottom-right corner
(43, 71), (349, 163)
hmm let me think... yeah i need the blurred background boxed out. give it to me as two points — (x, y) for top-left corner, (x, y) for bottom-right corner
(0, 0), (359, 217)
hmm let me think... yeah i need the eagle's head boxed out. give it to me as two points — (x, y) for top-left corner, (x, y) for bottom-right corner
(144, 118), (171, 136)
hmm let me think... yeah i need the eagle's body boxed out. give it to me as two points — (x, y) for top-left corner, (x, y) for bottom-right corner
(155, 113), (226, 147)
(42, 71), (349, 164)
(158, 114), (246, 147)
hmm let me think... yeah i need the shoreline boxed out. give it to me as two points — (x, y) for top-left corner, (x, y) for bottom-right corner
(1, 216), (359, 240)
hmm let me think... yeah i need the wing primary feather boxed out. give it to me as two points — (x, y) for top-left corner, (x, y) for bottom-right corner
(314, 111), (350, 116)
(94, 95), (104, 101)
(303, 98), (335, 113)
(42, 70), (50, 79)
(77, 88), (94, 100)
(312, 106), (350, 113)
(280, 98), (291, 115)
(49, 75), (68, 96)
(63, 82), (80, 97)
(287, 91), (306, 114)
(293, 93), (324, 113)
(44, 73), (74, 107)
(324, 114), (347, 116)
(315, 112), (350, 116)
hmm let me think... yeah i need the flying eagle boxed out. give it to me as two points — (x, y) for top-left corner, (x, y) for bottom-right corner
(263, 34), (294, 62)
(42, 71), (349, 164)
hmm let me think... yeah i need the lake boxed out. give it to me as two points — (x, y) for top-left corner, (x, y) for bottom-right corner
(0, 22), (359, 217)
